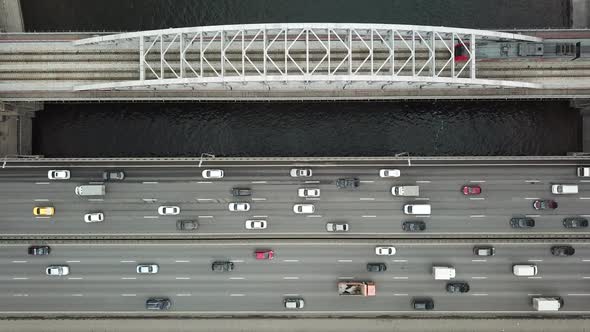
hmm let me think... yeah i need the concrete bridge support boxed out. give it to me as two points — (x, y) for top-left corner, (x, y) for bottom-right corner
(0, 101), (42, 157)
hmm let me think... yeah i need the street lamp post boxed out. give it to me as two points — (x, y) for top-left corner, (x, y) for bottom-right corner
(198, 153), (215, 168)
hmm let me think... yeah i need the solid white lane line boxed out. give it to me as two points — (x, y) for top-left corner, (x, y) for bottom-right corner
(142, 181), (158, 184)
(120, 260), (136, 263)
(524, 197), (540, 200)
(175, 277), (191, 280)
(579, 197), (590, 200)
(528, 259), (543, 262)
(66, 260), (80, 263)
(230, 294), (245, 297)
(338, 276), (354, 280)
(362, 215), (377, 218)
(283, 277), (300, 280)
(12, 260), (27, 263)
(528, 276), (542, 279)
(143, 216), (158, 219)
(471, 276), (488, 279)
(469, 197), (485, 200)
(176, 294), (192, 297)
(359, 198), (375, 201)
(415, 180), (431, 183)
(198, 215), (213, 218)
(35, 182), (49, 185)
(470, 215), (486, 218)
(392, 277), (408, 280)
(12, 277), (28, 280)
(196, 181), (212, 184)
(229, 277), (245, 280)
(34, 199), (49, 202)
(392, 259), (408, 263)
(121, 277), (136, 280)
(252, 198), (266, 201)
(471, 259), (487, 262)
(197, 198), (214, 201)
(393, 293), (408, 296)
(470, 180), (486, 183)
(305, 180), (320, 184)
(88, 198), (104, 202)
(121, 294), (136, 297)
(175, 260), (190, 263)
(251, 181), (267, 184)
(307, 215), (322, 218)
(338, 259), (353, 263)
(283, 260), (299, 263)
(359, 180), (374, 183)
(472, 293), (488, 296)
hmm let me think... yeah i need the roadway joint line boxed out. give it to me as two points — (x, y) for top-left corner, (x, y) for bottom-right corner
(305, 197), (320, 201)
(34, 216), (50, 219)
(253, 215), (268, 218)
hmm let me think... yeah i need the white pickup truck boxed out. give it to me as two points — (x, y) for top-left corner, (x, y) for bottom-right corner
(433, 266), (456, 280)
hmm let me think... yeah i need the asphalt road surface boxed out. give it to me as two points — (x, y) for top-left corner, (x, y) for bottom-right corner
(1, 241), (589, 313)
(0, 164), (588, 237)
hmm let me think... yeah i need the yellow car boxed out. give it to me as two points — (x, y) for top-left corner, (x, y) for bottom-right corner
(33, 206), (55, 216)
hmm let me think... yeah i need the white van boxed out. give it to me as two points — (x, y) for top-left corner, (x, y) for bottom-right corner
(551, 184), (578, 195)
(403, 204), (431, 215)
(532, 297), (562, 311)
(513, 264), (538, 276)
(577, 167), (590, 177)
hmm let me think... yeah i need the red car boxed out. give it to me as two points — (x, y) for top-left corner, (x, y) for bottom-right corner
(462, 185), (482, 195)
(255, 249), (274, 260)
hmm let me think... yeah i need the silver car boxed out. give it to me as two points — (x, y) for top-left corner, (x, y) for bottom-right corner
(298, 188), (320, 198)
(290, 168), (312, 177)
(293, 204), (315, 214)
(136, 264), (159, 274)
(326, 222), (349, 232)
(84, 212), (104, 223)
(158, 206), (180, 215)
(229, 202), (250, 212)
(46, 265), (70, 276)
(47, 170), (70, 180)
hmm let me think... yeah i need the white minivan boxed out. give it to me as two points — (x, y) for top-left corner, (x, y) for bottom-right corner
(513, 264), (538, 276)
(551, 184), (578, 195)
(403, 204), (431, 215)
(577, 166), (590, 177)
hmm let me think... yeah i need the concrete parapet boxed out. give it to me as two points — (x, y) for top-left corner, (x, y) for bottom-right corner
(572, 0), (590, 28)
(0, 0), (23, 32)
(0, 101), (42, 156)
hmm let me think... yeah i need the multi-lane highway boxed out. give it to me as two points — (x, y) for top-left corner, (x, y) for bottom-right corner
(0, 163), (589, 238)
(1, 241), (589, 314)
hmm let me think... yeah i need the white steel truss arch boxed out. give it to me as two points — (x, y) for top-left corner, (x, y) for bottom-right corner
(73, 23), (544, 91)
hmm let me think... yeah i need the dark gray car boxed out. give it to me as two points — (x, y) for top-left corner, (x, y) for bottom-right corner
(336, 177), (359, 189)
(412, 297), (434, 310)
(446, 282), (470, 293)
(145, 298), (171, 310)
(103, 170), (125, 181)
(402, 221), (426, 232)
(551, 245), (575, 257)
(212, 261), (234, 272)
(563, 217), (589, 228)
(366, 263), (387, 272)
(176, 220), (198, 231)
(510, 217), (535, 228)
(231, 187), (252, 197)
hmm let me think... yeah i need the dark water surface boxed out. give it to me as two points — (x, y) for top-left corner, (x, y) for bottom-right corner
(21, 0), (571, 32)
(33, 101), (580, 157)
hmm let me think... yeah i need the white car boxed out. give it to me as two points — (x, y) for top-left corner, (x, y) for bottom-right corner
(293, 204), (315, 214)
(136, 264), (159, 274)
(290, 168), (312, 177)
(202, 169), (224, 179)
(158, 206), (180, 215)
(298, 188), (320, 198)
(47, 170), (70, 180)
(245, 219), (267, 229)
(375, 246), (396, 256)
(379, 169), (401, 178)
(84, 212), (104, 223)
(326, 222), (349, 232)
(229, 202), (250, 212)
(46, 265), (70, 276)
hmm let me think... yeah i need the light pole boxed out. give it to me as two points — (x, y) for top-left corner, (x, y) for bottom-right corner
(198, 153), (215, 168)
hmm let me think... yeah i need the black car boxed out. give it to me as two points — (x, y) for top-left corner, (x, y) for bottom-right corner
(103, 170), (125, 181)
(145, 298), (171, 310)
(176, 220), (198, 231)
(412, 297), (434, 310)
(402, 221), (426, 232)
(510, 217), (535, 228)
(366, 263), (387, 272)
(28, 245), (50, 256)
(446, 282), (470, 293)
(336, 177), (360, 189)
(212, 261), (234, 272)
(231, 187), (252, 197)
(563, 217), (589, 229)
(532, 199), (558, 210)
(551, 245), (575, 257)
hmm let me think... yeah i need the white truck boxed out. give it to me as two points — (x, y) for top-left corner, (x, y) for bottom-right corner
(432, 266), (456, 280)
(75, 184), (106, 196)
(532, 297), (562, 311)
(391, 185), (420, 197)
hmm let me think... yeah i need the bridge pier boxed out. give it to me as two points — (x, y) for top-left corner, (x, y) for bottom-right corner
(0, 0), (23, 32)
(0, 101), (42, 157)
